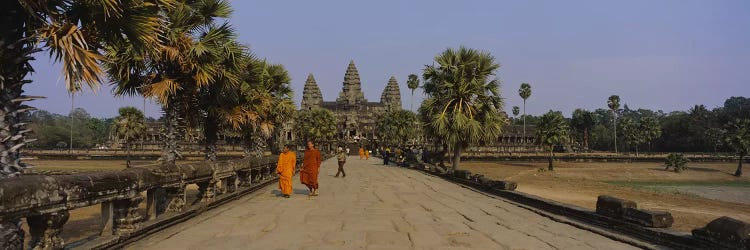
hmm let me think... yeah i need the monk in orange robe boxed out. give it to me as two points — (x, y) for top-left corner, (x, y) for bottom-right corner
(276, 144), (296, 198)
(359, 147), (365, 160)
(300, 141), (322, 196)
(365, 148), (370, 160)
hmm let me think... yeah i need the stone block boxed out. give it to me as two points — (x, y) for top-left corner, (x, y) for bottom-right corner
(488, 180), (517, 191)
(692, 216), (750, 249)
(596, 195), (637, 218)
(453, 170), (472, 179)
(623, 208), (673, 228)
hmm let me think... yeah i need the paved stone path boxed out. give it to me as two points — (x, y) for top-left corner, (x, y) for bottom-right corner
(128, 157), (639, 249)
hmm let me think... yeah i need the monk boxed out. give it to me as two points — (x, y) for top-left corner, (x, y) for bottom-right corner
(358, 146), (365, 160)
(276, 144), (296, 198)
(364, 148), (370, 160)
(300, 141), (322, 196)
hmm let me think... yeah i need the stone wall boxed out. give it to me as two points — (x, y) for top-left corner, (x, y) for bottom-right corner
(0, 155), (323, 249)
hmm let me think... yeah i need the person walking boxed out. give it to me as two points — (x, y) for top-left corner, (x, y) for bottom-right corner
(275, 144), (296, 198)
(358, 146), (365, 160)
(301, 141), (322, 196)
(335, 147), (347, 177)
(365, 148), (370, 160)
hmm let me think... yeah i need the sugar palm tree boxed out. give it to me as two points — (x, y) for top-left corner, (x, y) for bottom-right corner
(512, 106), (520, 121)
(1, 0), (170, 177)
(607, 95), (621, 153)
(113, 107), (146, 167)
(421, 46), (507, 171)
(232, 59), (295, 156)
(518, 83), (532, 142)
(407, 74), (420, 112)
(537, 110), (569, 171)
(107, 0), (234, 164)
(0, 0), (172, 247)
(724, 119), (750, 177)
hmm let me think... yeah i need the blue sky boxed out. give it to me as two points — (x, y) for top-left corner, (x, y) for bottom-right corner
(25, 0), (750, 118)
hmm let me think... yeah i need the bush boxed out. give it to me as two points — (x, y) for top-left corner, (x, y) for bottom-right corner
(665, 153), (689, 172)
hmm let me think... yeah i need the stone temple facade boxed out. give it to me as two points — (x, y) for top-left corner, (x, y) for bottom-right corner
(301, 60), (402, 141)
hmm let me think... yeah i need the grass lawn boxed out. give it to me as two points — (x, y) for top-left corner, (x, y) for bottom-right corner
(461, 161), (750, 232)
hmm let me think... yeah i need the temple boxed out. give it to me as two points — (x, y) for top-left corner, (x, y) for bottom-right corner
(301, 60), (401, 141)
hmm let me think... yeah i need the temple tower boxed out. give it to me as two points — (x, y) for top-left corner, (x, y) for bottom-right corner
(380, 76), (402, 112)
(336, 60), (367, 105)
(301, 73), (323, 110)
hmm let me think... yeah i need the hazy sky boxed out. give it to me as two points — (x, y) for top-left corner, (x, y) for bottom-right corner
(25, 0), (750, 118)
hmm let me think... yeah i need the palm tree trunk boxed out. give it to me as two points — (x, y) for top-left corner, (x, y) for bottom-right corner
(522, 100), (526, 144)
(735, 154), (744, 177)
(160, 100), (180, 164)
(584, 128), (589, 150)
(411, 90), (414, 112)
(1, 3), (37, 246)
(203, 113), (218, 161)
(613, 115), (618, 153)
(452, 144), (462, 171)
(126, 140), (132, 167)
(548, 147), (554, 171)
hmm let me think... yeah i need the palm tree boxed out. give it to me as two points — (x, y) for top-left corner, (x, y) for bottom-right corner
(518, 83), (532, 142)
(607, 95), (621, 153)
(724, 119), (750, 177)
(421, 46), (507, 171)
(107, 0), (234, 164)
(537, 110), (569, 171)
(232, 59), (296, 156)
(1, 1), (170, 178)
(571, 109), (596, 150)
(113, 107), (146, 167)
(0, 0), (171, 247)
(640, 116), (661, 152)
(407, 74), (420, 112)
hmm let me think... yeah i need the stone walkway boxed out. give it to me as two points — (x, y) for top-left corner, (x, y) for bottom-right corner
(128, 157), (639, 250)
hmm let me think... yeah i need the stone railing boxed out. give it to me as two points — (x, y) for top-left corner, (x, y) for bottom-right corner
(0, 155), (301, 249)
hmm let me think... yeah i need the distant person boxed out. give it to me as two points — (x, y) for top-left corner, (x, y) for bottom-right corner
(383, 147), (391, 165)
(365, 148), (370, 160)
(301, 141), (322, 196)
(335, 147), (347, 177)
(276, 144), (296, 198)
(359, 146), (365, 160)
(346, 147), (350, 155)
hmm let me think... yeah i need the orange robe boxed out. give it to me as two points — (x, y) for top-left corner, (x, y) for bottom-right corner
(276, 151), (296, 195)
(359, 148), (365, 159)
(300, 148), (321, 189)
(365, 150), (369, 160)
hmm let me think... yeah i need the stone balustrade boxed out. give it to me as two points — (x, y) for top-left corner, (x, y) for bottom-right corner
(0, 155), (302, 249)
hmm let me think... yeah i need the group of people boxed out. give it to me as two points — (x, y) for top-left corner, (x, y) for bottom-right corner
(275, 141), (321, 198)
(275, 141), (358, 198)
(379, 146), (424, 167)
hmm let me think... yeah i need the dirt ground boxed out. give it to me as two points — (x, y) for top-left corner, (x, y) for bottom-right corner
(461, 161), (750, 232)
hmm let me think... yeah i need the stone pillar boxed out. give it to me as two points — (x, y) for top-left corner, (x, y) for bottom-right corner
(0, 220), (24, 250)
(197, 180), (217, 202)
(237, 170), (252, 186)
(27, 211), (69, 250)
(164, 186), (186, 213)
(101, 195), (144, 236)
(223, 176), (237, 193)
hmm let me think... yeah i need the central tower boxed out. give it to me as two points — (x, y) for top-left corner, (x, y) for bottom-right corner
(336, 60), (367, 105)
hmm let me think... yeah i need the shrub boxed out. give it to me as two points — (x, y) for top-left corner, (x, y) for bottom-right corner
(665, 153), (689, 172)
